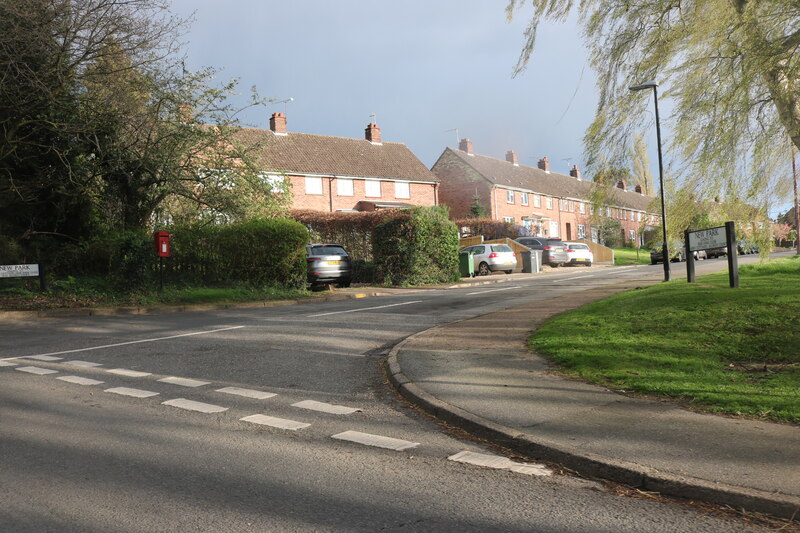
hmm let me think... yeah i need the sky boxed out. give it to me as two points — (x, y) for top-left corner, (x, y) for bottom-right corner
(169, 1), (597, 176)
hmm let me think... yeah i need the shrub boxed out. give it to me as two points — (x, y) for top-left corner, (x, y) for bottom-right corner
(373, 206), (460, 286)
(108, 230), (152, 290)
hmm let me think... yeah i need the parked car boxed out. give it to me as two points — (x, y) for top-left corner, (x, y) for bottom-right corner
(563, 242), (593, 266)
(737, 240), (760, 255)
(706, 246), (727, 258)
(650, 242), (705, 264)
(460, 244), (517, 275)
(514, 237), (568, 267)
(306, 243), (353, 288)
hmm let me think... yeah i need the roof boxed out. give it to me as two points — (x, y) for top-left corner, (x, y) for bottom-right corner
(438, 147), (657, 212)
(230, 127), (438, 183)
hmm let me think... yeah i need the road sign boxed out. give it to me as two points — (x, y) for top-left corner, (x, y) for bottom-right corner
(687, 226), (727, 251)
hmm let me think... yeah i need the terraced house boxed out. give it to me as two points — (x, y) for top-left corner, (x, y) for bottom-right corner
(431, 139), (660, 246)
(233, 113), (439, 212)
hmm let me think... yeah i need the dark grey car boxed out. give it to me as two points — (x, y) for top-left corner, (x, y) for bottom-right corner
(514, 237), (568, 267)
(306, 243), (352, 288)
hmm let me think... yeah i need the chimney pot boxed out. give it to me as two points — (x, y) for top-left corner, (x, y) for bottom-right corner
(365, 122), (381, 144)
(270, 112), (287, 134)
(459, 138), (473, 155)
(506, 150), (519, 165)
(537, 157), (550, 172)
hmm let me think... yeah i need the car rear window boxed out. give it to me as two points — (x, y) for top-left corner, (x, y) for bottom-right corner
(569, 244), (589, 250)
(491, 245), (513, 253)
(547, 240), (566, 246)
(310, 245), (347, 256)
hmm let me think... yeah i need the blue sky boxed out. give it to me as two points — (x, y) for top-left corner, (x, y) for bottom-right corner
(170, 1), (597, 175)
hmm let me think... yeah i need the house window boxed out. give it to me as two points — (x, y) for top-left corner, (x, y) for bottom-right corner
(394, 181), (410, 199)
(305, 176), (323, 195)
(503, 216), (514, 224)
(578, 224), (586, 239)
(365, 179), (381, 198)
(534, 194), (541, 208)
(558, 199), (565, 211)
(521, 192), (529, 206)
(568, 200), (573, 211)
(623, 210), (627, 220)
(549, 221), (559, 237)
(546, 196), (553, 209)
(579, 202), (586, 214)
(506, 190), (514, 203)
(337, 178), (354, 196)
(629, 229), (636, 242)
(261, 173), (284, 190)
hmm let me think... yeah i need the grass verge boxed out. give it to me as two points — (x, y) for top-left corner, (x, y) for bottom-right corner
(613, 247), (651, 265)
(529, 256), (800, 423)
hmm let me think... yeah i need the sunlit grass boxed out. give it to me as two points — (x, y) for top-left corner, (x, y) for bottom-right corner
(613, 247), (651, 265)
(529, 256), (800, 423)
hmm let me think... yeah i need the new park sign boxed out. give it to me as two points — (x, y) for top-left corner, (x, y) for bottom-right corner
(685, 221), (739, 288)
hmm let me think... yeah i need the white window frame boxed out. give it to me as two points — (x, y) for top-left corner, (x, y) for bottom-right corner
(305, 176), (323, 195)
(365, 179), (381, 198)
(534, 194), (541, 208)
(337, 178), (354, 196)
(578, 224), (586, 239)
(506, 189), (514, 204)
(579, 202), (586, 214)
(629, 229), (636, 242)
(546, 196), (553, 209)
(503, 216), (514, 224)
(549, 221), (559, 237)
(394, 181), (410, 199)
(521, 192), (529, 206)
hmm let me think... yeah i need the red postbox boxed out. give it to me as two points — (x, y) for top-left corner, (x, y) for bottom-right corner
(154, 231), (171, 258)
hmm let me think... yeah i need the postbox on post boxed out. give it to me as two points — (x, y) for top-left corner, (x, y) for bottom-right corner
(154, 231), (171, 257)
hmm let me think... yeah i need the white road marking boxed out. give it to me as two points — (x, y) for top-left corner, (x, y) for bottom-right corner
(162, 398), (228, 413)
(332, 431), (419, 451)
(215, 387), (277, 400)
(0, 361), (19, 367)
(292, 400), (361, 415)
(448, 451), (552, 476)
(57, 375), (104, 386)
(66, 360), (103, 368)
(15, 366), (58, 375)
(22, 355), (63, 361)
(5, 326), (245, 360)
(551, 274), (595, 283)
(465, 286), (521, 295)
(307, 301), (423, 318)
(158, 377), (210, 388)
(107, 368), (151, 378)
(240, 414), (310, 430)
(105, 387), (159, 398)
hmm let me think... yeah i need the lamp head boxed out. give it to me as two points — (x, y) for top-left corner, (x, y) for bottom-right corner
(629, 80), (658, 91)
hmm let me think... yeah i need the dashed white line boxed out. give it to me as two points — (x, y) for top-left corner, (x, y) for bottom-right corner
(240, 414), (310, 430)
(215, 387), (277, 400)
(551, 274), (595, 283)
(292, 400), (361, 415)
(307, 300), (423, 318)
(6, 326), (245, 360)
(162, 398), (228, 413)
(15, 366), (58, 375)
(158, 377), (210, 388)
(57, 375), (104, 386)
(66, 360), (103, 368)
(107, 368), (151, 378)
(22, 355), (63, 362)
(332, 431), (419, 451)
(448, 451), (552, 476)
(0, 361), (19, 367)
(105, 387), (159, 398)
(466, 286), (521, 295)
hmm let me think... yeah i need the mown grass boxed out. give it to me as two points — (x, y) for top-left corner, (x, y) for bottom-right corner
(613, 247), (651, 265)
(529, 256), (800, 423)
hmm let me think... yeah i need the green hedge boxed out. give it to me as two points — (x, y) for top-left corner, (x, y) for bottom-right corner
(373, 206), (460, 286)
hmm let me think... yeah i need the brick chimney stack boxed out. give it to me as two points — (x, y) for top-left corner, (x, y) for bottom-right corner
(569, 165), (581, 180)
(537, 157), (550, 172)
(459, 138), (473, 155)
(616, 179), (627, 190)
(270, 112), (287, 135)
(506, 150), (519, 165)
(365, 123), (381, 144)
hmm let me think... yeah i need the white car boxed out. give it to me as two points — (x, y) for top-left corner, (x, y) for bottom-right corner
(563, 242), (593, 266)
(460, 244), (517, 276)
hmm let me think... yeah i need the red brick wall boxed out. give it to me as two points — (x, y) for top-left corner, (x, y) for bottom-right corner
(287, 175), (437, 212)
(431, 151), (492, 219)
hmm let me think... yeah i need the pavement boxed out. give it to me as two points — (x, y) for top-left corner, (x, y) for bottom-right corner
(388, 276), (800, 521)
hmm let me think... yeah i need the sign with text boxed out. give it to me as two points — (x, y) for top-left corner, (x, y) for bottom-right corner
(0, 264), (39, 278)
(688, 226), (727, 251)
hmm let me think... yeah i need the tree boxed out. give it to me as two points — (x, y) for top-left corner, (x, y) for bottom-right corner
(507, 0), (798, 214)
(631, 134), (653, 196)
(468, 194), (487, 218)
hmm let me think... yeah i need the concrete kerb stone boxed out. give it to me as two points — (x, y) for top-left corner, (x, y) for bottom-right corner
(385, 284), (800, 521)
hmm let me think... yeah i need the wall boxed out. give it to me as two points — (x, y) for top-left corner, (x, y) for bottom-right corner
(288, 175), (437, 212)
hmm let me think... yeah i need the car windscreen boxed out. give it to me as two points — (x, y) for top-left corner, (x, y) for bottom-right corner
(491, 245), (513, 253)
(310, 246), (347, 256)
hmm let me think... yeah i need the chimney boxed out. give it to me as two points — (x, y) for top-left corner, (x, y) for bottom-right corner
(569, 164), (581, 180)
(506, 150), (519, 166)
(459, 138), (473, 155)
(270, 112), (287, 135)
(616, 179), (627, 190)
(537, 157), (550, 173)
(365, 122), (381, 144)
(634, 184), (643, 194)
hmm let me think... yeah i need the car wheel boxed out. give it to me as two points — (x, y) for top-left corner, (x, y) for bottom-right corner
(338, 278), (351, 288)
(586, 262), (592, 267)
(503, 270), (512, 275)
(651, 259), (657, 265)
(478, 262), (491, 276)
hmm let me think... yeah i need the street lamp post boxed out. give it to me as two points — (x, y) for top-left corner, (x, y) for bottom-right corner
(630, 80), (670, 282)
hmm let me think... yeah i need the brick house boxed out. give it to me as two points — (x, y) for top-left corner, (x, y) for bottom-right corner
(232, 113), (439, 212)
(431, 140), (659, 245)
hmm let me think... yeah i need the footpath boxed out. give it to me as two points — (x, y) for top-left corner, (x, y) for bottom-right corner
(388, 276), (800, 520)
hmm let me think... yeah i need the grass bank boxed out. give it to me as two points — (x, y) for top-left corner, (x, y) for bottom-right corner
(529, 256), (800, 423)
(613, 247), (651, 265)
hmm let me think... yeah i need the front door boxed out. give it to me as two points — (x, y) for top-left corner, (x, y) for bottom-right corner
(566, 223), (572, 240)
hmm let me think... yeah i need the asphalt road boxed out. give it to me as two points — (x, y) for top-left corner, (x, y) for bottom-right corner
(0, 254), (780, 532)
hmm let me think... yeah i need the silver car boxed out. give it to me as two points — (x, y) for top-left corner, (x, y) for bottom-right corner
(306, 243), (353, 288)
(461, 244), (517, 276)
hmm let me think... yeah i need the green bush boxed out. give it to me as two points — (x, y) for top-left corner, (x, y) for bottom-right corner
(351, 259), (376, 284)
(373, 206), (460, 286)
(108, 230), (152, 290)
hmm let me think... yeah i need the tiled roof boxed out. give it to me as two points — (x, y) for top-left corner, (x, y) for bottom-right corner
(443, 147), (657, 212)
(230, 127), (438, 183)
